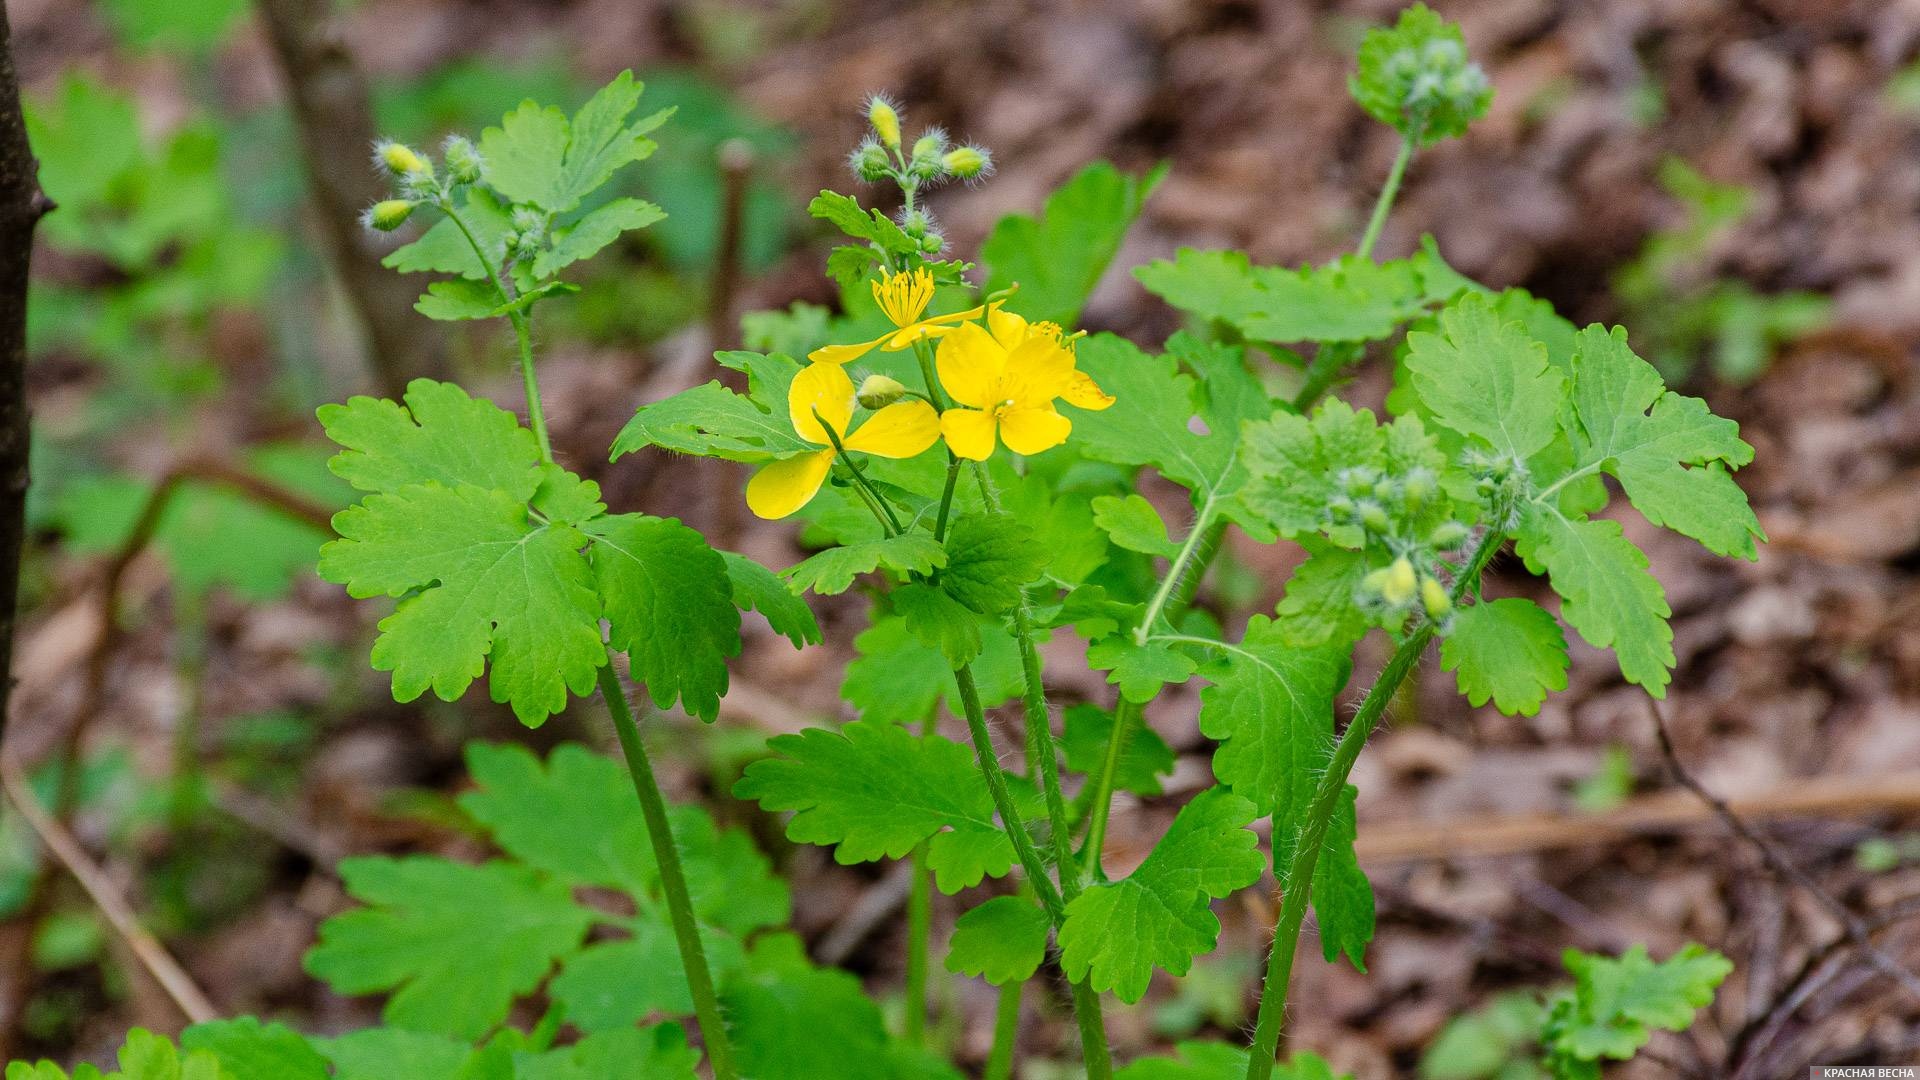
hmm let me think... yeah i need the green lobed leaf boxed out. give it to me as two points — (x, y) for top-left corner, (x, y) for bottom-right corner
(1092, 493), (1181, 559)
(532, 197), (665, 279)
(1440, 597), (1569, 716)
(734, 720), (1012, 893)
(1561, 324), (1762, 559)
(1067, 334), (1235, 495)
(1518, 509), (1673, 696)
(415, 279), (504, 321)
(1062, 703), (1174, 797)
(511, 1027), (698, 1080)
(303, 857), (594, 1040)
(383, 188), (513, 281)
(584, 513), (741, 722)
(807, 191), (918, 256)
(1546, 944), (1731, 1066)
(893, 582), (984, 666)
(840, 611), (1025, 724)
(1310, 785), (1374, 970)
(725, 940), (964, 1080)
(1239, 399), (1389, 545)
(722, 551), (821, 647)
(780, 534), (948, 596)
(177, 1020), (327, 1080)
(1116, 1043), (1350, 1080)
(612, 350), (812, 463)
(1404, 293), (1566, 460)
(1136, 250), (1457, 344)
(940, 513), (1047, 615)
(1273, 539), (1376, 649)
(1059, 787), (1266, 1002)
(1349, 3), (1492, 145)
(946, 895), (1050, 986)
(479, 71), (668, 214)
(320, 379), (545, 498)
(1087, 636), (1199, 704)
(1192, 615), (1351, 825)
(982, 161), (1165, 328)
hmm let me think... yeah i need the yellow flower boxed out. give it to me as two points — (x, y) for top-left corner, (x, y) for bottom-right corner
(934, 308), (1113, 462)
(746, 361), (939, 519)
(808, 268), (990, 365)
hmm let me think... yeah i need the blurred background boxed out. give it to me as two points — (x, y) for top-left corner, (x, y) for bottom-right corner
(3, 0), (1920, 1075)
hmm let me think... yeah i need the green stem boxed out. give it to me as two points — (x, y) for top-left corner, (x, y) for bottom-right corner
(816, 410), (903, 535)
(1166, 519), (1225, 617)
(1134, 498), (1220, 646)
(1243, 529), (1502, 1080)
(598, 667), (739, 1080)
(443, 202), (553, 461)
(905, 841), (931, 1044)
(952, 665), (1110, 1079)
(1078, 696), (1140, 881)
(985, 979), (1022, 1080)
(933, 456), (961, 542)
(1290, 340), (1361, 416)
(1010, 605), (1080, 898)
(1355, 133), (1416, 261)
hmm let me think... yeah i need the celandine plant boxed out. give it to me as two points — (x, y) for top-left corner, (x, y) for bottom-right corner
(3, 8), (1747, 1080)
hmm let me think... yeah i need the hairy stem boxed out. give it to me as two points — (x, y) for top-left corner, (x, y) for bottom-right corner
(905, 840), (930, 1043)
(1244, 529), (1501, 1080)
(443, 203), (554, 461)
(1011, 605), (1081, 897)
(598, 667), (739, 1080)
(1079, 696), (1141, 881)
(1134, 497), (1219, 646)
(952, 665), (1110, 1077)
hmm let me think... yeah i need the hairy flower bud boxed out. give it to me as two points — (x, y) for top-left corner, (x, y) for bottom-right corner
(376, 141), (432, 180)
(848, 138), (892, 182)
(920, 232), (945, 254)
(856, 374), (907, 409)
(1359, 502), (1391, 533)
(363, 199), (415, 232)
(1381, 556), (1417, 606)
(1429, 521), (1469, 550)
(867, 96), (902, 149)
(442, 135), (483, 185)
(942, 145), (992, 179)
(1420, 576), (1452, 620)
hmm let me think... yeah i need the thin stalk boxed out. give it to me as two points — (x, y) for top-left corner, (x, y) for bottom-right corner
(1133, 498), (1219, 646)
(599, 666), (739, 1080)
(816, 409), (903, 535)
(1355, 133), (1416, 261)
(953, 666), (1111, 1078)
(1290, 340), (1361, 416)
(1079, 695), (1140, 881)
(985, 979), (1022, 1080)
(905, 840), (930, 1044)
(1243, 529), (1501, 1080)
(933, 456), (961, 542)
(443, 203), (552, 460)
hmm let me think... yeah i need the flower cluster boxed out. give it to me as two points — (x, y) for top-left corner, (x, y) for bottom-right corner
(361, 136), (483, 232)
(745, 268), (1112, 519)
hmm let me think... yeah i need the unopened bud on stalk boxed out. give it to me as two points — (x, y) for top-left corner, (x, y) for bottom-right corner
(1429, 521), (1469, 550)
(1420, 576), (1452, 620)
(856, 374), (907, 409)
(942, 145), (991, 178)
(848, 139), (892, 182)
(867, 96), (902, 149)
(443, 136), (483, 185)
(1382, 556), (1417, 606)
(376, 141), (432, 179)
(363, 199), (415, 231)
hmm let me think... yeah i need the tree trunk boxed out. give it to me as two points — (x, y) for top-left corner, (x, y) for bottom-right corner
(255, 0), (437, 397)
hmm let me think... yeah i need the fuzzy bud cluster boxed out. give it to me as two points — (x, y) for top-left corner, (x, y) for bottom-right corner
(363, 136), (484, 235)
(846, 94), (993, 198)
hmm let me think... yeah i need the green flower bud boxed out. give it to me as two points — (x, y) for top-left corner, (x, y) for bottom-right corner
(911, 131), (948, 160)
(1420, 576), (1452, 620)
(363, 199), (415, 232)
(376, 141), (432, 179)
(1360, 502), (1391, 533)
(856, 374), (907, 409)
(898, 208), (933, 238)
(942, 145), (991, 179)
(867, 96), (902, 149)
(920, 233), (945, 254)
(848, 139), (892, 182)
(1403, 468), (1436, 507)
(442, 135), (483, 185)
(1429, 521), (1469, 550)
(1327, 495), (1356, 522)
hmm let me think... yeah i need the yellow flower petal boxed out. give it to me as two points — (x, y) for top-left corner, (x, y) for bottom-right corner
(939, 407), (999, 461)
(745, 450), (833, 519)
(998, 336), (1077, 407)
(1061, 369), (1115, 411)
(788, 361), (855, 445)
(998, 405), (1072, 456)
(843, 400), (940, 458)
(936, 322), (1008, 410)
(807, 335), (889, 366)
(987, 306), (1029, 351)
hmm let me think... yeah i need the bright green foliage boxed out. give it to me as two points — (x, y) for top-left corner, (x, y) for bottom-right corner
(893, 582), (987, 665)
(947, 895), (1050, 986)
(304, 856), (594, 1040)
(177, 1020), (329, 1080)
(1274, 541), (1375, 649)
(1062, 703), (1174, 796)
(1440, 598), (1569, 716)
(1135, 247), (1464, 345)
(1309, 785), (1374, 969)
(1349, 3), (1492, 145)
(722, 552), (822, 647)
(99, 0), (247, 52)
(781, 534), (948, 595)
(1405, 294), (1566, 461)
(5, 1030), (232, 1080)
(1116, 1044), (1348, 1080)
(480, 71), (671, 213)
(1517, 512), (1672, 695)
(305, 742), (787, 1039)
(319, 379), (747, 724)
(983, 161), (1166, 327)
(1067, 335), (1245, 498)
(939, 514), (1046, 614)
(1092, 494), (1181, 559)
(1420, 993), (1550, 1080)
(1060, 788), (1266, 1001)
(1190, 616), (1349, 824)
(613, 351), (812, 463)
(735, 721), (1014, 892)
(1088, 637), (1200, 703)
(1543, 944), (1731, 1077)
(840, 609), (1025, 723)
